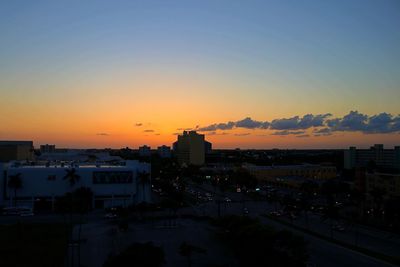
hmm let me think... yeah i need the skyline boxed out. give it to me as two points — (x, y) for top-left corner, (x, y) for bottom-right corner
(1, 0), (399, 148)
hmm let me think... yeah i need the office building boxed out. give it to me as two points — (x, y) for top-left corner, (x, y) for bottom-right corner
(174, 131), (206, 166)
(245, 164), (337, 188)
(40, 144), (56, 153)
(344, 144), (400, 170)
(0, 141), (34, 162)
(0, 160), (151, 210)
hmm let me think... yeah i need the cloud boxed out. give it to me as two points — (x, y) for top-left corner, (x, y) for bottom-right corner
(296, 134), (310, 138)
(96, 133), (110, 136)
(135, 123), (143, 127)
(197, 121), (235, 131)
(327, 111), (400, 134)
(144, 129), (154, 133)
(235, 117), (269, 129)
(197, 117), (268, 132)
(270, 114), (331, 130)
(327, 111), (367, 132)
(272, 130), (306, 136)
(190, 111), (400, 137)
(207, 131), (230, 136)
(234, 133), (251, 136)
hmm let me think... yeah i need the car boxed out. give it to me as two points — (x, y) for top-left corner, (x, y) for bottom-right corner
(104, 213), (118, 219)
(224, 197), (231, 202)
(332, 224), (345, 232)
(269, 211), (282, 217)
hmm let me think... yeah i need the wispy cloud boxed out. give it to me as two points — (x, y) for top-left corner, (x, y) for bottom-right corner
(96, 133), (110, 136)
(271, 130), (306, 136)
(135, 123), (143, 127)
(144, 129), (154, 133)
(234, 133), (251, 136)
(296, 134), (310, 138)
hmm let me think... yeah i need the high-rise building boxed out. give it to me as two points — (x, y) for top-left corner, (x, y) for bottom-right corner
(205, 141), (212, 154)
(0, 141), (34, 162)
(40, 144), (56, 153)
(344, 144), (400, 170)
(174, 131), (206, 166)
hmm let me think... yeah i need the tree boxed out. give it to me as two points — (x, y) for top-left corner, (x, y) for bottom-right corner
(63, 168), (80, 187)
(137, 171), (150, 202)
(8, 173), (22, 207)
(179, 242), (206, 267)
(103, 242), (165, 267)
(62, 168), (81, 266)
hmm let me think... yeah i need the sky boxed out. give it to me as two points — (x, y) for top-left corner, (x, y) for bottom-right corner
(0, 0), (399, 149)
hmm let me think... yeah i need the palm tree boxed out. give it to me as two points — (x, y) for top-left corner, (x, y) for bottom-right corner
(63, 168), (81, 266)
(63, 168), (81, 187)
(137, 171), (150, 202)
(8, 173), (22, 207)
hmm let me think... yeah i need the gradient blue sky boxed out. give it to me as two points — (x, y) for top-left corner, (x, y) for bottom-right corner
(0, 0), (399, 148)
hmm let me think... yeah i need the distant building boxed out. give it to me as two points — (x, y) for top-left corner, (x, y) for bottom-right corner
(138, 145), (151, 157)
(245, 164), (337, 188)
(344, 144), (400, 170)
(0, 160), (151, 210)
(174, 131), (206, 166)
(40, 144), (56, 153)
(0, 141), (34, 162)
(205, 141), (212, 154)
(157, 145), (171, 158)
(366, 172), (400, 198)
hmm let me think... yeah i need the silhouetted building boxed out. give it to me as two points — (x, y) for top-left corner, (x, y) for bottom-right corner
(205, 141), (212, 154)
(0, 141), (34, 162)
(0, 160), (151, 209)
(245, 164), (336, 188)
(40, 144), (56, 153)
(157, 145), (171, 158)
(344, 144), (400, 170)
(138, 145), (151, 157)
(174, 131), (205, 166)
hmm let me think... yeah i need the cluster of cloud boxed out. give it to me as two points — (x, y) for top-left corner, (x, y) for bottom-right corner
(195, 111), (400, 137)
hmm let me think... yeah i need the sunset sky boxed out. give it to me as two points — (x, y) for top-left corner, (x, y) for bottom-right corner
(1, 0), (399, 149)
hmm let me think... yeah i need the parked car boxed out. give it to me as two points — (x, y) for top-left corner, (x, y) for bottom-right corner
(104, 213), (118, 219)
(332, 224), (345, 232)
(269, 211), (282, 217)
(243, 208), (249, 215)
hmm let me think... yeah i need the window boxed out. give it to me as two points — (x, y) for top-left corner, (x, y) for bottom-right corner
(93, 171), (133, 184)
(48, 175), (56, 181)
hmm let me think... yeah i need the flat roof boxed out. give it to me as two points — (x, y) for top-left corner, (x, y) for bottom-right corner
(246, 164), (335, 170)
(0, 141), (33, 145)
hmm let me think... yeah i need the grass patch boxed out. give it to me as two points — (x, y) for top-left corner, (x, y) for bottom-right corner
(0, 223), (67, 267)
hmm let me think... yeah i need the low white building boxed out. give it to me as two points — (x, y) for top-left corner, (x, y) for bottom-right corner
(0, 160), (151, 210)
